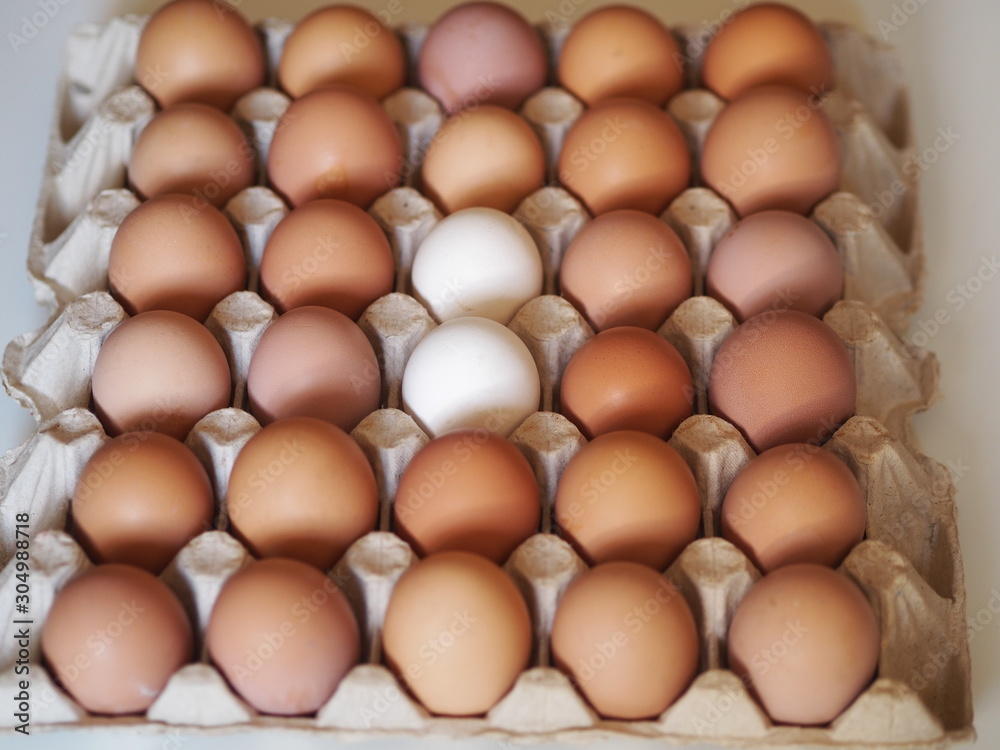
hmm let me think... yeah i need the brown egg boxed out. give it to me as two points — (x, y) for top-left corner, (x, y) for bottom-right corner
(702, 3), (833, 101)
(41, 564), (193, 714)
(278, 5), (406, 99)
(555, 431), (700, 570)
(108, 194), (247, 321)
(72, 432), (214, 572)
(418, 2), (547, 114)
(227, 417), (378, 569)
(558, 98), (691, 216)
(721, 443), (865, 572)
(247, 306), (381, 431)
(551, 561), (698, 719)
(129, 103), (255, 208)
(394, 429), (540, 564)
(558, 6), (684, 106)
(206, 558), (360, 715)
(267, 87), (402, 208)
(560, 327), (693, 440)
(260, 199), (395, 318)
(559, 209), (692, 331)
(421, 106), (545, 215)
(701, 85), (841, 217)
(382, 551), (532, 715)
(708, 310), (855, 453)
(135, 0), (265, 110)
(705, 210), (843, 322)
(728, 564), (879, 725)
(92, 310), (231, 440)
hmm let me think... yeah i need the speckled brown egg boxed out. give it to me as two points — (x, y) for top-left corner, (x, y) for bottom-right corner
(701, 85), (841, 217)
(706, 210), (843, 322)
(72, 432), (214, 572)
(721, 443), (865, 572)
(135, 0), (265, 110)
(267, 86), (402, 208)
(41, 564), (193, 715)
(418, 2), (547, 114)
(420, 105), (545, 215)
(92, 310), (232, 440)
(129, 103), (255, 208)
(558, 98), (691, 216)
(708, 310), (855, 452)
(558, 6), (684, 106)
(559, 209), (692, 331)
(259, 198), (395, 319)
(702, 3), (833, 101)
(560, 326), (693, 439)
(246, 305), (381, 431)
(108, 194), (246, 321)
(728, 564), (879, 725)
(278, 5), (406, 99)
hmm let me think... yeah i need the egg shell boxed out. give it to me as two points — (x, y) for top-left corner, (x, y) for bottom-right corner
(701, 85), (841, 217)
(227, 417), (378, 570)
(246, 305), (381, 432)
(205, 557), (360, 715)
(557, 6), (684, 106)
(91, 309), (232, 440)
(721, 443), (866, 572)
(410, 207), (543, 324)
(128, 103), (255, 208)
(554, 430), (700, 570)
(559, 326), (693, 440)
(71, 431), (214, 572)
(278, 5), (406, 100)
(558, 98), (691, 216)
(108, 194), (247, 322)
(259, 199), (395, 319)
(266, 87), (403, 209)
(702, 2), (834, 101)
(417, 2), (548, 114)
(401, 316), (540, 438)
(135, 0), (265, 110)
(708, 309), (856, 452)
(727, 563), (880, 725)
(41, 564), (193, 714)
(382, 551), (532, 716)
(559, 209), (692, 331)
(705, 209), (843, 322)
(420, 105), (546, 215)
(550, 561), (699, 720)
(393, 429), (540, 564)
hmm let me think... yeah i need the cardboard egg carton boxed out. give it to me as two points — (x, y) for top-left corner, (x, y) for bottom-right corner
(0, 5), (971, 747)
(28, 15), (921, 336)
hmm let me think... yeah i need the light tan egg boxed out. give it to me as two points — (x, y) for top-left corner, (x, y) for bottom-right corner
(382, 551), (532, 715)
(135, 0), (265, 110)
(551, 561), (699, 719)
(555, 431), (700, 570)
(72, 432), (214, 572)
(393, 429), (540, 564)
(41, 564), (193, 714)
(728, 564), (880, 725)
(206, 558), (360, 715)
(279, 5), (406, 99)
(128, 103), (255, 208)
(227, 417), (378, 570)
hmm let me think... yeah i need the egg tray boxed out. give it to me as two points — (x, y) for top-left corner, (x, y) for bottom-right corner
(28, 15), (921, 336)
(0, 5), (971, 747)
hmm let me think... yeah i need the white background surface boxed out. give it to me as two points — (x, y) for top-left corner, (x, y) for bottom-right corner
(0, 0), (996, 748)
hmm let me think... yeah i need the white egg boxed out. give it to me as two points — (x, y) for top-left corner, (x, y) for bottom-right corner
(401, 317), (540, 437)
(410, 207), (543, 324)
